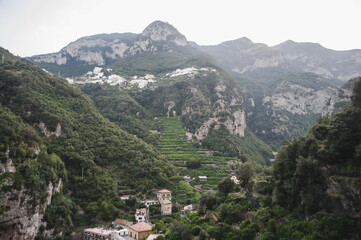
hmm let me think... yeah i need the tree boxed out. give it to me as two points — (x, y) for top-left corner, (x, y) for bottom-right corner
(236, 162), (254, 189)
(186, 159), (201, 169)
(218, 177), (235, 196)
(351, 77), (361, 108)
(199, 192), (219, 211)
(166, 221), (192, 240)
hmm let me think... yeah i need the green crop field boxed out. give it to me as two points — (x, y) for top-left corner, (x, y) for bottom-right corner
(159, 116), (239, 190)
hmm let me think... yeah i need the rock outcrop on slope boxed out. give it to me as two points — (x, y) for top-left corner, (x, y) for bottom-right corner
(245, 72), (339, 147)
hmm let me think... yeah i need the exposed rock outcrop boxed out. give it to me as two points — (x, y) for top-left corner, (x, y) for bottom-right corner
(263, 82), (337, 115)
(36, 122), (62, 137)
(142, 20), (187, 46)
(0, 177), (62, 240)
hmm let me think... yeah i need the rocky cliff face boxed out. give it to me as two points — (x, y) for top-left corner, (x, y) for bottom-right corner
(245, 73), (339, 147)
(191, 84), (246, 140)
(0, 154), (62, 240)
(322, 77), (356, 115)
(325, 174), (361, 218)
(0, 180), (62, 240)
(264, 80), (337, 115)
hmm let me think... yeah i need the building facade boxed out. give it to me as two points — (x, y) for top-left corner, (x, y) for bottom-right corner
(128, 222), (152, 240)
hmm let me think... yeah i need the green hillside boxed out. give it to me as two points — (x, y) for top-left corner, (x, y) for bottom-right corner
(0, 47), (174, 234)
(159, 116), (237, 190)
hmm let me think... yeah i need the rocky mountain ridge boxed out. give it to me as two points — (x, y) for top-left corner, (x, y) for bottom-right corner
(29, 21), (189, 77)
(199, 38), (361, 82)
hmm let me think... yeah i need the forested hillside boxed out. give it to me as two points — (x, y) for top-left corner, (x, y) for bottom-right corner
(0, 47), (174, 239)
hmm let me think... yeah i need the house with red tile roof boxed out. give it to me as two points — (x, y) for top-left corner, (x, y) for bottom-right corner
(156, 189), (172, 215)
(128, 222), (153, 240)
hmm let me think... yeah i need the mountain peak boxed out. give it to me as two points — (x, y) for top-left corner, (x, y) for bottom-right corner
(142, 20), (187, 46)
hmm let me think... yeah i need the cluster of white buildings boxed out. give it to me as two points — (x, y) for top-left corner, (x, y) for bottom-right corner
(65, 66), (217, 88)
(67, 67), (156, 88)
(166, 67), (216, 78)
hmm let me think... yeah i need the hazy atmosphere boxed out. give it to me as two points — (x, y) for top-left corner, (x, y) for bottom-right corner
(1, 0), (361, 57)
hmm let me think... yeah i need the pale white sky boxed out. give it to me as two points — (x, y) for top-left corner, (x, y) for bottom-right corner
(0, 0), (360, 57)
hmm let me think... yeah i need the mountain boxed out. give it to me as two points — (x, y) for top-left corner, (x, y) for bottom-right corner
(197, 38), (361, 147)
(28, 20), (361, 151)
(29, 21), (273, 162)
(28, 21), (190, 77)
(0, 47), (174, 239)
(198, 38), (361, 82)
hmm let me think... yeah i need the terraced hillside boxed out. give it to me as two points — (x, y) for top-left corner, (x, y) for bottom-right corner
(159, 116), (239, 190)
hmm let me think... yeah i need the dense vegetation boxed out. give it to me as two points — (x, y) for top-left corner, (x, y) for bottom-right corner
(155, 78), (361, 240)
(80, 84), (160, 144)
(0, 47), (174, 236)
(202, 126), (273, 164)
(273, 77), (361, 217)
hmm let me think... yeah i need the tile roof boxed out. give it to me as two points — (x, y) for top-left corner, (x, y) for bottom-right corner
(129, 222), (153, 232)
(113, 219), (131, 225)
(84, 228), (112, 236)
(157, 189), (171, 193)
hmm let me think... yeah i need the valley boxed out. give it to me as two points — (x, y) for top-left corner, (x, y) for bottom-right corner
(0, 20), (361, 240)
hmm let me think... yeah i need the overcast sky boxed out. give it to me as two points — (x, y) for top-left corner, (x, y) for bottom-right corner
(1, 0), (360, 57)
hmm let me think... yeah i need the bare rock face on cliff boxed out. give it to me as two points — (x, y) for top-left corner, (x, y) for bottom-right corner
(141, 20), (187, 46)
(245, 72), (339, 147)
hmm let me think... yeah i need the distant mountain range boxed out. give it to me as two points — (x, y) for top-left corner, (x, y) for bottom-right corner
(27, 21), (361, 148)
(197, 37), (361, 82)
